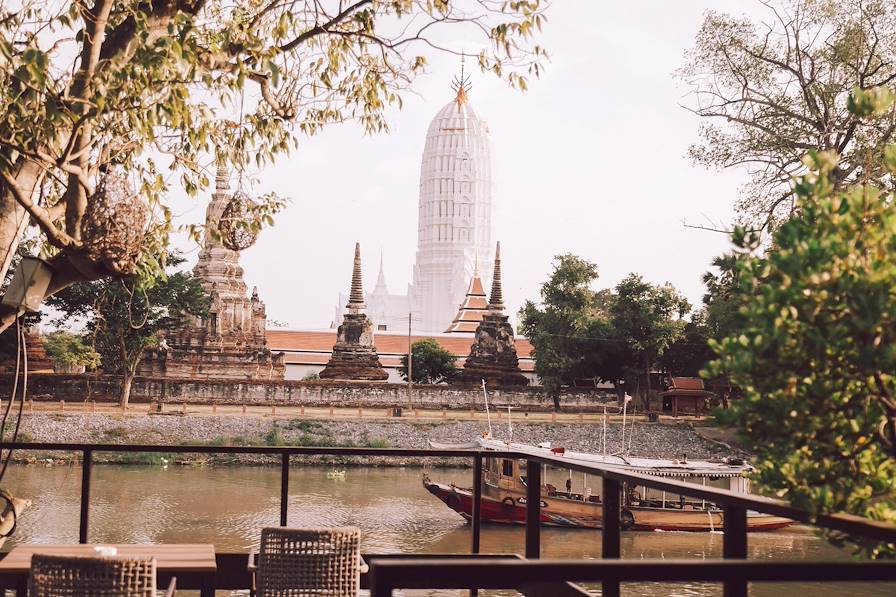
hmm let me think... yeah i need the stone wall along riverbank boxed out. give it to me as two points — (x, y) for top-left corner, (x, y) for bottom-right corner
(1, 373), (615, 411)
(9, 412), (743, 467)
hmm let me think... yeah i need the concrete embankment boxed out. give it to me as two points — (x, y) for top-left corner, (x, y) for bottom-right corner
(6, 412), (746, 467)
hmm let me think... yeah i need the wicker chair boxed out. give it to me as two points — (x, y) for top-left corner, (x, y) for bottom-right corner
(28, 553), (176, 597)
(248, 527), (366, 597)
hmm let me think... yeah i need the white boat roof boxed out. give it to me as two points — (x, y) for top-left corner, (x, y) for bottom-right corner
(477, 437), (751, 478)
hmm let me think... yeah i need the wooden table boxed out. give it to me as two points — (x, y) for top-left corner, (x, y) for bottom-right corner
(0, 543), (217, 596)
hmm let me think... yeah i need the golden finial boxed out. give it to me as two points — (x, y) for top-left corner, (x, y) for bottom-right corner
(451, 55), (472, 108)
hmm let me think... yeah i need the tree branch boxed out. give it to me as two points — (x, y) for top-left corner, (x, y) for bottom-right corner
(279, 0), (372, 53)
(0, 169), (79, 249)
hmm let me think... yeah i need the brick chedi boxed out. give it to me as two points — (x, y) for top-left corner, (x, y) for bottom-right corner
(319, 244), (388, 381)
(454, 242), (528, 387)
(140, 163), (285, 380)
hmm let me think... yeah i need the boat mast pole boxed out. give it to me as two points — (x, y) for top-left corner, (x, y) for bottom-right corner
(507, 405), (513, 442)
(620, 394), (628, 455)
(482, 379), (493, 438)
(407, 313), (413, 408)
(602, 405), (607, 462)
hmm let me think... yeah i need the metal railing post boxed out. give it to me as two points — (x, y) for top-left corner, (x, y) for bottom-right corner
(471, 454), (482, 553)
(470, 455), (483, 597)
(79, 448), (92, 544)
(602, 477), (621, 597)
(723, 505), (748, 597)
(525, 459), (542, 559)
(280, 452), (290, 526)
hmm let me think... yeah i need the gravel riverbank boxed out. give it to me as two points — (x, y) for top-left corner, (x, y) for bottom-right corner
(8, 412), (746, 467)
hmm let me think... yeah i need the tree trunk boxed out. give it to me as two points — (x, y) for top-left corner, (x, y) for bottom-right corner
(0, 160), (43, 283)
(613, 381), (625, 404)
(643, 364), (651, 412)
(552, 391), (561, 411)
(119, 372), (134, 409)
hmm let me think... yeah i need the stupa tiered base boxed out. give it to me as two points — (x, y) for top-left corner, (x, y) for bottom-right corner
(454, 313), (528, 387)
(318, 313), (388, 381)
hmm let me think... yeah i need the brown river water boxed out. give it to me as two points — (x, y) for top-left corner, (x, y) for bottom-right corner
(2, 463), (893, 596)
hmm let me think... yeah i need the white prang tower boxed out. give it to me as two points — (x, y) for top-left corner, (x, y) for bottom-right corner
(410, 63), (494, 332)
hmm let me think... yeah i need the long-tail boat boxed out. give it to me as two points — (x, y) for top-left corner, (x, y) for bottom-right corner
(423, 437), (793, 532)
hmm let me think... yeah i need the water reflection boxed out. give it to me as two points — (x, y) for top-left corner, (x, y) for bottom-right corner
(2, 464), (892, 596)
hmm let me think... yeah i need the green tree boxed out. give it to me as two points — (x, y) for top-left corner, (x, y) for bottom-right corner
(660, 252), (750, 380)
(399, 339), (458, 385)
(702, 252), (749, 340)
(679, 0), (896, 230)
(610, 274), (690, 411)
(707, 94), (896, 556)
(42, 332), (101, 371)
(659, 312), (713, 378)
(519, 254), (626, 409)
(0, 1), (547, 332)
(48, 259), (208, 407)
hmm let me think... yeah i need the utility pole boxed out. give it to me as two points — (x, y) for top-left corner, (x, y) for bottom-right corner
(407, 312), (413, 408)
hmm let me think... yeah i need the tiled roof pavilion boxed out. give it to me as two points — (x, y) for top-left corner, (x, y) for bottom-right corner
(268, 329), (534, 372)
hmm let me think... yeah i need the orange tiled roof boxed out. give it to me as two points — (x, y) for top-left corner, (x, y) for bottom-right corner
(668, 377), (705, 391)
(445, 273), (490, 333)
(268, 329), (533, 360)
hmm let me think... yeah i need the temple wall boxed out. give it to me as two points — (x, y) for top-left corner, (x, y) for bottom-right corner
(2, 373), (615, 411)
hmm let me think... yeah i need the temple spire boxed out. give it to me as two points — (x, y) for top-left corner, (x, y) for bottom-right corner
(451, 55), (471, 108)
(374, 249), (388, 293)
(347, 242), (366, 312)
(487, 241), (504, 312)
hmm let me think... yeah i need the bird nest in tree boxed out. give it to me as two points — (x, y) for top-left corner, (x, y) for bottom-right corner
(218, 190), (259, 251)
(81, 173), (147, 275)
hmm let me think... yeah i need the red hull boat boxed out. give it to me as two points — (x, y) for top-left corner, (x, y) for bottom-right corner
(423, 439), (794, 533)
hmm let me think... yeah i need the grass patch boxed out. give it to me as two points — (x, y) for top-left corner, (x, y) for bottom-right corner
(264, 427), (284, 446)
(365, 438), (389, 449)
(264, 424), (356, 448)
(284, 420), (324, 433)
(104, 427), (130, 440)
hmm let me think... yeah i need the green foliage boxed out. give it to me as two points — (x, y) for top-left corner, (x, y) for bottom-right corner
(520, 256), (692, 409)
(399, 338), (458, 384)
(42, 332), (100, 369)
(301, 372), (321, 382)
(659, 312), (713, 378)
(0, 0), (548, 292)
(701, 252), (747, 340)
(46, 255), (208, 406)
(660, 251), (753, 379)
(264, 427), (284, 446)
(610, 274), (690, 410)
(706, 151), (896, 557)
(679, 0), (896, 229)
(263, 423), (354, 448)
(519, 254), (626, 408)
(847, 86), (896, 118)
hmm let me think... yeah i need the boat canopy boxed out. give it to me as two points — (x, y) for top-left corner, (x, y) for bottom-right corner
(476, 438), (752, 478)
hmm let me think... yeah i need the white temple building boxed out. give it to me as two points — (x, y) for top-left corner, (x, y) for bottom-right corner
(336, 70), (494, 333)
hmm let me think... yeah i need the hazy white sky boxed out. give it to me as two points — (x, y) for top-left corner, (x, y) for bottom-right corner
(169, 1), (767, 330)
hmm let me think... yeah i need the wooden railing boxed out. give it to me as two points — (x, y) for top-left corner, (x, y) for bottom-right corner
(2, 441), (896, 597)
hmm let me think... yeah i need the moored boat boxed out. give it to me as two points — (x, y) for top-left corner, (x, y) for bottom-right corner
(423, 437), (793, 532)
